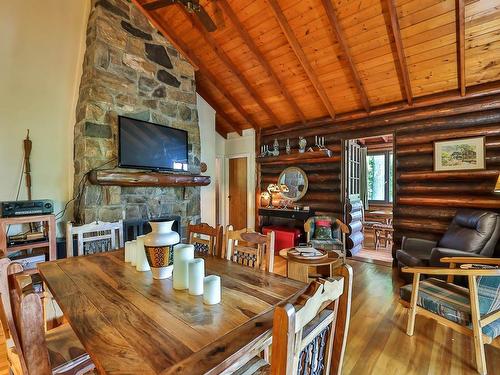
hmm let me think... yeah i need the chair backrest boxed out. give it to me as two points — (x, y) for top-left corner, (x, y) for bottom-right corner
(438, 210), (500, 256)
(0, 258), (50, 375)
(187, 223), (223, 257)
(225, 225), (275, 272)
(305, 216), (348, 243)
(66, 220), (124, 257)
(270, 277), (344, 374)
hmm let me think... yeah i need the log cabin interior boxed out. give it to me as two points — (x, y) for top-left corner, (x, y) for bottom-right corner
(1, 0), (499, 374)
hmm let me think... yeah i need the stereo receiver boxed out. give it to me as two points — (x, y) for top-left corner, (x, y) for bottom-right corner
(1, 200), (54, 218)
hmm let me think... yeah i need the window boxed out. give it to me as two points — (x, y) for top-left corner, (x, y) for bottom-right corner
(367, 151), (393, 203)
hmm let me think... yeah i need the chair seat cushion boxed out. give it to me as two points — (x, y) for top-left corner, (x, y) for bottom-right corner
(400, 278), (500, 339)
(46, 323), (95, 373)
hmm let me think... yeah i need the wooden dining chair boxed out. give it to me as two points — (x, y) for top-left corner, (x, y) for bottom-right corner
(66, 220), (124, 257)
(0, 258), (95, 375)
(234, 277), (346, 375)
(187, 222), (223, 257)
(225, 226), (275, 272)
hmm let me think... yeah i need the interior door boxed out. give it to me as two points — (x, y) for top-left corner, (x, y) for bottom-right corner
(229, 157), (247, 230)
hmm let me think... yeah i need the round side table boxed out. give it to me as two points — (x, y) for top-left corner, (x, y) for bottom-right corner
(279, 248), (343, 283)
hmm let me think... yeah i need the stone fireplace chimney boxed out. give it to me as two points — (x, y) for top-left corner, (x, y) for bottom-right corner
(73, 0), (201, 236)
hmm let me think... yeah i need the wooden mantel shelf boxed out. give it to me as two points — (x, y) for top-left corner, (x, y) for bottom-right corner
(89, 170), (211, 187)
(256, 149), (338, 165)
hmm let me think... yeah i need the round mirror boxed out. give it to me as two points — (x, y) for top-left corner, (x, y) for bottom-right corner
(277, 167), (308, 201)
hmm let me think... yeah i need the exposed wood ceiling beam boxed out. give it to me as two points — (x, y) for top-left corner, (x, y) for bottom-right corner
(132, 2), (261, 130)
(196, 85), (243, 136)
(320, 0), (370, 113)
(185, 10), (281, 128)
(267, 0), (337, 120)
(131, 0), (199, 70)
(384, 0), (413, 105)
(456, 0), (466, 97)
(218, 0), (306, 124)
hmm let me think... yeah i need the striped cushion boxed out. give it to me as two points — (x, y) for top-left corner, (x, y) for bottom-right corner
(400, 277), (500, 339)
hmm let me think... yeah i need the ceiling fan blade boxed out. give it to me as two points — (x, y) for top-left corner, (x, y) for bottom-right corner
(195, 5), (217, 32)
(143, 0), (176, 11)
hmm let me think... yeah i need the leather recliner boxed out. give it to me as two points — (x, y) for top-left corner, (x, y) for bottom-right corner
(396, 210), (500, 279)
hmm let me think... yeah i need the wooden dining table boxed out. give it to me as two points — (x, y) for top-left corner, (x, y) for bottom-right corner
(37, 250), (305, 375)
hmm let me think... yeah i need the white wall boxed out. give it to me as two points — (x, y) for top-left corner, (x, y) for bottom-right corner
(0, 0), (89, 233)
(197, 94), (216, 226)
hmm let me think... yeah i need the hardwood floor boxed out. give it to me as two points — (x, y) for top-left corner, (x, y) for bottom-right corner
(0, 258), (498, 374)
(275, 257), (500, 375)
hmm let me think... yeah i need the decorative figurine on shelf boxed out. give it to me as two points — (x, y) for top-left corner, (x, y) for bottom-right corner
(260, 145), (272, 157)
(260, 191), (271, 208)
(273, 138), (280, 156)
(267, 184), (282, 208)
(298, 137), (307, 153)
(286, 138), (291, 154)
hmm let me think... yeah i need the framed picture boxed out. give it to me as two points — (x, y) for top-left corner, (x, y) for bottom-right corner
(434, 136), (485, 172)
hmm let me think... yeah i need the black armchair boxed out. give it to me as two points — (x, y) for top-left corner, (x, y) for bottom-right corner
(396, 210), (500, 280)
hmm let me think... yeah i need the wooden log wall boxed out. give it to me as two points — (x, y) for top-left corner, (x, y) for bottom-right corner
(259, 94), (500, 259)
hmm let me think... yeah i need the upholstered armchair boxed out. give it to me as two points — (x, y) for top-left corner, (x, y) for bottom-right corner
(396, 210), (500, 280)
(399, 257), (500, 375)
(304, 216), (348, 256)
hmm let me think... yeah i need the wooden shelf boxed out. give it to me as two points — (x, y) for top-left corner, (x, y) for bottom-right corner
(89, 170), (211, 187)
(256, 149), (338, 165)
(0, 214), (56, 261)
(5, 241), (50, 253)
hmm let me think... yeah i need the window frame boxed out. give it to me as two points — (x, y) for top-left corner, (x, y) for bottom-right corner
(367, 150), (393, 204)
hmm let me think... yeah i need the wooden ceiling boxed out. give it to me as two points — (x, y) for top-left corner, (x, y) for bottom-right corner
(133, 0), (500, 136)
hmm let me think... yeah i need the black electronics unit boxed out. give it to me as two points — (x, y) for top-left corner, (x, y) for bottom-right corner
(1, 200), (54, 218)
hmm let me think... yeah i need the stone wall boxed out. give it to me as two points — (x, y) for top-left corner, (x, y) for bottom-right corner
(73, 0), (200, 237)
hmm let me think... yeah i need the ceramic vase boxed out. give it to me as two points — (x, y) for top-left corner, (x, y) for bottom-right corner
(286, 139), (291, 154)
(144, 220), (179, 280)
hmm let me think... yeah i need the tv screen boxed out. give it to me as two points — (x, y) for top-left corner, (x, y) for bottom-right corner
(118, 116), (188, 171)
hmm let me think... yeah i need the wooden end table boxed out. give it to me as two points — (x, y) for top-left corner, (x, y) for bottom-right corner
(279, 247), (343, 283)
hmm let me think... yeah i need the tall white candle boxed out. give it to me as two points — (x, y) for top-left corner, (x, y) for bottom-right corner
(203, 275), (221, 305)
(136, 235), (151, 272)
(173, 244), (194, 290)
(124, 241), (132, 263)
(130, 240), (137, 266)
(188, 259), (205, 296)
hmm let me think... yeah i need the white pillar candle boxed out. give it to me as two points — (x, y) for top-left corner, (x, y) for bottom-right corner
(130, 240), (137, 266)
(124, 241), (132, 263)
(136, 235), (151, 272)
(203, 275), (221, 305)
(173, 244), (194, 290)
(188, 259), (205, 296)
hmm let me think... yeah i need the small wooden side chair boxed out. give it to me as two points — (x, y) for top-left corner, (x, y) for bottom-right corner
(225, 226), (275, 272)
(373, 223), (394, 251)
(0, 258), (95, 375)
(187, 222), (223, 257)
(66, 220), (124, 257)
(234, 277), (346, 375)
(400, 257), (500, 375)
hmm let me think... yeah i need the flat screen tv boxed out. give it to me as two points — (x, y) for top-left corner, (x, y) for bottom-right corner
(118, 116), (188, 171)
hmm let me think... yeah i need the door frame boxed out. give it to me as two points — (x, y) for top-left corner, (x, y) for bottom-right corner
(224, 153), (253, 231)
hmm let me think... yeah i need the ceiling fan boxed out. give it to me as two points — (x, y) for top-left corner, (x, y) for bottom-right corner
(143, 0), (217, 32)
